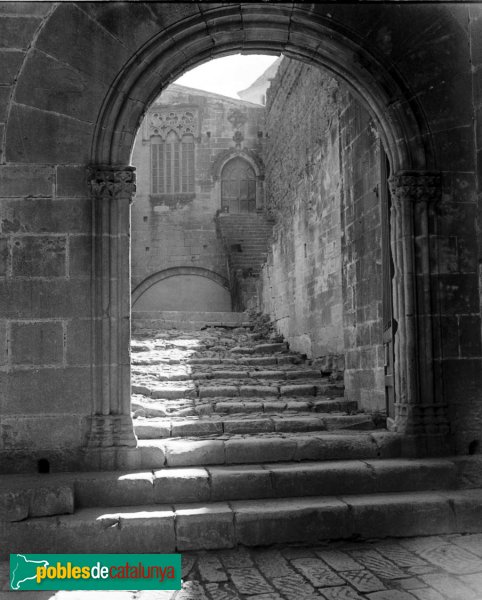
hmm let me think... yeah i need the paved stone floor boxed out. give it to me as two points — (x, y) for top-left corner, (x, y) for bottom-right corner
(1, 534), (482, 599)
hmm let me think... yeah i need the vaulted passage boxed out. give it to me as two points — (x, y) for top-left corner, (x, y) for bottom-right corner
(1, 1), (482, 564)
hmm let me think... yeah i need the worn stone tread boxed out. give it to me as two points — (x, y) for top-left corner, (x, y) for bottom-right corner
(4, 489), (482, 557)
(135, 431), (402, 468)
(1, 458), (459, 510)
(132, 380), (342, 401)
(132, 396), (356, 419)
(133, 412), (376, 439)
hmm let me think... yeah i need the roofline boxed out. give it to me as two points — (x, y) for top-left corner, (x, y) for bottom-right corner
(151, 82), (265, 108)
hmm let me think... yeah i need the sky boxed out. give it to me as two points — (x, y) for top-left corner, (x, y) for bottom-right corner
(175, 54), (280, 99)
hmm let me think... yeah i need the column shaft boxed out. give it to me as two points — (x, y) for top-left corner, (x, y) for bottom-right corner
(388, 172), (448, 440)
(87, 166), (137, 448)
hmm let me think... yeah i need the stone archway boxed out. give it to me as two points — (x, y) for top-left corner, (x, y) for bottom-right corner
(132, 266), (231, 308)
(220, 158), (257, 214)
(86, 6), (444, 454)
(92, 6), (434, 171)
(212, 148), (264, 182)
(213, 149), (265, 212)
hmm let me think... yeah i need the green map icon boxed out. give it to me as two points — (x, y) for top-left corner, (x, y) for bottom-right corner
(9, 553), (182, 591)
(10, 554), (49, 590)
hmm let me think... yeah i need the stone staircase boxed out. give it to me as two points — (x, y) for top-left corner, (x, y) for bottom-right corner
(216, 213), (274, 277)
(216, 212), (274, 309)
(2, 321), (482, 559)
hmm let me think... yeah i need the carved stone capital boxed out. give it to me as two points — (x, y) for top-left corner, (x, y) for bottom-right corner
(388, 171), (441, 205)
(89, 166), (136, 202)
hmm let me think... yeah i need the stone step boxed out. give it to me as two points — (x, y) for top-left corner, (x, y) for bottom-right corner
(235, 237), (270, 241)
(228, 240), (269, 246)
(230, 253), (269, 260)
(132, 311), (250, 332)
(226, 235), (272, 240)
(132, 310), (247, 324)
(220, 225), (273, 233)
(0, 458), (454, 513)
(4, 488), (481, 557)
(229, 244), (268, 250)
(230, 249), (269, 256)
(188, 355), (304, 366)
(220, 229), (273, 236)
(229, 342), (288, 354)
(134, 413), (375, 439)
(220, 221), (272, 226)
(230, 250), (268, 256)
(229, 246), (269, 252)
(136, 431), (401, 468)
(228, 245), (269, 250)
(132, 381), (344, 400)
(131, 353), (305, 367)
(228, 243), (270, 248)
(69, 458), (460, 508)
(0, 478), (74, 523)
(182, 368), (324, 382)
(133, 364), (321, 381)
(131, 396), (356, 418)
(226, 242), (271, 249)
(222, 220), (272, 226)
(133, 321), (251, 333)
(229, 261), (265, 269)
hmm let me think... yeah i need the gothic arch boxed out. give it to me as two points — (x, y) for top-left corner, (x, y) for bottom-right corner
(212, 149), (264, 182)
(14, 3), (443, 453)
(85, 4), (443, 451)
(213, 150), (265, 212)
(91, 5), (434, 174)
(1, 3), (475, 462)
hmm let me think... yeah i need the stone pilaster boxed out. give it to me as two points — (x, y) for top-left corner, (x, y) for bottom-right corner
(388, 172), (449, 447)
(87, 166), (137, 447)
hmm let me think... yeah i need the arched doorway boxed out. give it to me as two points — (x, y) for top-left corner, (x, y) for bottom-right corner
(87, 5), (443, 454)
(221, 157), (257, 214)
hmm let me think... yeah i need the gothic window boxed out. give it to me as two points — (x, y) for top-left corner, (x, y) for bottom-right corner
(221, 158), (256, 213)
(151, 131), (195, 195)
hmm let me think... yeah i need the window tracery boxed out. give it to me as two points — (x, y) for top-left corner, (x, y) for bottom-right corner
(146, 106), (199, 196)
(151, 131), (195, 195)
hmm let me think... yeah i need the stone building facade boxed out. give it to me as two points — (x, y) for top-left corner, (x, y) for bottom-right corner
(130, 84), (265, 315)
(0, 3), (481, 472)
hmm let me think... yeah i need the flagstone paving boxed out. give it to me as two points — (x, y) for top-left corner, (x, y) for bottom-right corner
(1, 534), (481, 599)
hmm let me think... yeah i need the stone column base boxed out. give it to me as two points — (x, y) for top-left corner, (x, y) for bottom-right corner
(86, 415), (137, 449)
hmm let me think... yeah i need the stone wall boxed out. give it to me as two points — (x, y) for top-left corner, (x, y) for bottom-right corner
(260, 60), (343, 359)
(0, 166), (93, 470)
(260, 59), (385, 412)
(338, 91), (385, 412)
(0, 3), (481, 466)
(131, 85), (265, 312)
